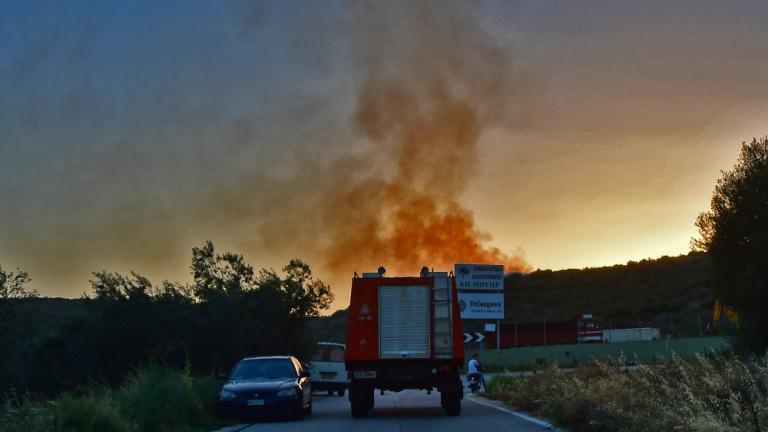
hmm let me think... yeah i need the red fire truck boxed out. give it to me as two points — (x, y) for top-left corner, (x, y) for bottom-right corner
(345, 267), (465, 417)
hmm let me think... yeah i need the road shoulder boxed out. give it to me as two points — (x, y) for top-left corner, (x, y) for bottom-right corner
(468, 393), (564, 431)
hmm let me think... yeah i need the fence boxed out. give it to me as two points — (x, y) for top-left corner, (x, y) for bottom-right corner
(466, 336), (731, 369)
(462, 310), (730, 349)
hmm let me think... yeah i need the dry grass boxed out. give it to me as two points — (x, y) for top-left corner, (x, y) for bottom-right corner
(486, 353), (768, 431)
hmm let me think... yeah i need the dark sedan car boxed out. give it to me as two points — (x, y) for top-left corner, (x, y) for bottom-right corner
(218, 356), (312, 420)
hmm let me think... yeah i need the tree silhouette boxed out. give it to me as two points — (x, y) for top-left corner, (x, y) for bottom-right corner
(0, 265), (36, 299)
(0, 242), (334, 395)
(0, 265), (38, 393)
(694, 137), (768, 352)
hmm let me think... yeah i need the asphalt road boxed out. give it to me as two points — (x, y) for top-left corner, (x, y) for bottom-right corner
(215, 388), (558, 432)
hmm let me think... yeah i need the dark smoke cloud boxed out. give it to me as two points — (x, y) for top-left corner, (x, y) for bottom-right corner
(223, 1), (534, 284)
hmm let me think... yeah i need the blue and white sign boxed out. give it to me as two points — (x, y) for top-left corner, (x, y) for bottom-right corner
(458, 292), (504, 320)
(454, 263), (504, 291)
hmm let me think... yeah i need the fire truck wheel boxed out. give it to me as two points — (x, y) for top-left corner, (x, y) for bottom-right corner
(350, 382), (373, 418)
(441, 390), (461, 416)
(351, 397), (368, 417)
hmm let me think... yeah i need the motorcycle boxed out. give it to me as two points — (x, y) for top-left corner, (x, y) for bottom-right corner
(468, 373), (482, 393)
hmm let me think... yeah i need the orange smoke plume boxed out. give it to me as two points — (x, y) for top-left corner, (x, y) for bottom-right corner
(240, 1), (532, 288)
(312, 1), (532, 275)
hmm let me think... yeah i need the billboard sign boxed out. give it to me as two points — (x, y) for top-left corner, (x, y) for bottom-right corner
(458, 292), (504, 320)
(454, 263), (504, 291)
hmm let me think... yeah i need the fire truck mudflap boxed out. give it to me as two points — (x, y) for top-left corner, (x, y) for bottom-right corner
(345, 268), (465, 417)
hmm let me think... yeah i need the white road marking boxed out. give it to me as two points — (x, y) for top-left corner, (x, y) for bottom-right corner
(464, 395), (560, 431)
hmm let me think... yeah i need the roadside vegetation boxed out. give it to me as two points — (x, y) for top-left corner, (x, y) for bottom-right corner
(486, 353), (768, 431)
(0, 365), (226, 432)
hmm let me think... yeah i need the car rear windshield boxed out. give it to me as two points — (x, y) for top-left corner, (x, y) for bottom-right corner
(230, 359), (297, 380)
(311, 345), (345, 362)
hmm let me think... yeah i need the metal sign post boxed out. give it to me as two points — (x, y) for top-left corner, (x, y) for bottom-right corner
(497, 319), (501, 352)
(484, 322), (500, 352)
(480, 333), (485, 365)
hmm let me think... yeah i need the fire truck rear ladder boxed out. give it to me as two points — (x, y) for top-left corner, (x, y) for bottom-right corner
(432, 275), (453, 358)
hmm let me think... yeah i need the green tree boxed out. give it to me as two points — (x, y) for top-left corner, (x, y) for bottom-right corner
(694, 137), (768, 352)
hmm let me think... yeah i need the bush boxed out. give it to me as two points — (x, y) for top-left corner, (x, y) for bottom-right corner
(191, 375), (225, 419)
(118, 366), (207, 432)
(485, 354), (768, 432)
(0, 394), (53, 432)
(54, 392), (131, 432)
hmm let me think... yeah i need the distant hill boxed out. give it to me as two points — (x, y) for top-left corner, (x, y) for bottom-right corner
(311, 252), (716, 342)
(505, 252), (714, 336)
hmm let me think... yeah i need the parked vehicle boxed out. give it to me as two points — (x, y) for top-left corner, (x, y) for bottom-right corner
(345, 267), (465, 417)
(603, 327), (660, 343)
(217, 356), (312, 420)
(309, 342), (348, 396)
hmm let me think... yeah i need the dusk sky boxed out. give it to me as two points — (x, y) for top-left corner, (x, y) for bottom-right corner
(2, 0), (768, 309)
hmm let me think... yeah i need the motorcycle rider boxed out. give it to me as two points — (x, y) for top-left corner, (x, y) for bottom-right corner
(467, 353), (484, 390)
